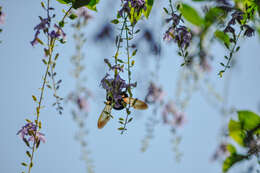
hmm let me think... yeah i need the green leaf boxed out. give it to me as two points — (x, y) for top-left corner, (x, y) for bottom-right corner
(132, 49), (137, 57)
(72, 0), (100, 10)
(111, 19), (119, 24)
(117, 59), (125, 63)
(21, 162), (27, 167)
(256, 0), (260, 16)
(85, 0), (100, 11)
(25, 119), (32, 123)
(128, 117), (133, 123)
(223, 154), (245, 172)
(41, 2), (46, 9)
(131, 60), (135, 66)
(72, 0), (91, 9)
(179, 3), (204, 27)
(238, 110), (260, 131)
(204, 7), (224, 28)
(32, 95), (37, 102)
(54, 53), (59, 61)
(69, 13), (78, 20)
(42, 59), (48, 65)
(56, 0), (72, 4)
(226, 144), (236, 155)
(214, 30), (230, 48)
(143, 0), (154, 18)
(129, 6), (142, 24)
(29, 162), (33, 168)
(26, 151), (32, 158)
(118, 127), (125, 130)
(228, 119), (245, 146)
(163, 7), (169, 14)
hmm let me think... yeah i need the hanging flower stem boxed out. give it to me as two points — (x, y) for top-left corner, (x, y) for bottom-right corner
(26, 4), (72, 173)
(114, 13), (128, 76)
(218, 29), (242, 77)
(121, 21), (133, 134)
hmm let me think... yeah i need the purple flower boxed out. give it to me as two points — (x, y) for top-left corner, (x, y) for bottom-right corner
(171, 14), (182, 26)
(77, 96), (90, 112)
(243, 25), (254, 37)
(163, 27), (174, 42)
(76, 7), (92, 23)
(145, 82), (165, 104)
(28, 132), (46, 143)
(49, 24), (66, 42)
(34, 17), (50, 31)
(130, 0), (145, 9)
(119, 0), (146, 17)
(30, 17), (50, 46)
(175, 26), (192, 49)
(17, 122), (46, 144)
(231, 11), (244, 24)
(164, 26), (192, 49)
(224, 25), (235, 34)
(100, 73), (136, 109)
(162, 101), (186, 127)
(17, 123), (37, 139)
(211, 143), (228, 161)
(119, 2), (131, 17)
(0, 10), (5, 25)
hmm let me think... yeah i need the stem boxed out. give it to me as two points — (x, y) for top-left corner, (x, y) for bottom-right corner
(61, 6), (72, 23)
(222, 29), (242, 73)
(114, 13), (128, 77)
(28, 44), (53, 173)
(121, 21), (131, 135)
(169, 0), (174, 16)
(27, 5), (72, 173)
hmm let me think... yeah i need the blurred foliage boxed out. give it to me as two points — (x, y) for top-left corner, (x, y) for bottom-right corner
(223, 111), (260, 172)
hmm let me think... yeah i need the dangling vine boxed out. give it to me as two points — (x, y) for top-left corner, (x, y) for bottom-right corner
(0, 5), (5, 43)
(99, 0), (154, 133)
(16, 0), (99, 172)
(67, 7), (95, 173)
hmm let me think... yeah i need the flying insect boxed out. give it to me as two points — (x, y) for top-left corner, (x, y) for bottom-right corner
(97, 92), (148, 129)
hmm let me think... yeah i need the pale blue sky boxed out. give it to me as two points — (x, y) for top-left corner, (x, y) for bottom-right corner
(0, 1), (260, 173)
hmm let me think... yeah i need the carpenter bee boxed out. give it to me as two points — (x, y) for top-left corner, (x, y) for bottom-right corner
(97, 92), (148, 129)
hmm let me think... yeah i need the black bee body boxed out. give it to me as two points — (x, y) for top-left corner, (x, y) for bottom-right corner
(106, 92), (128, 110)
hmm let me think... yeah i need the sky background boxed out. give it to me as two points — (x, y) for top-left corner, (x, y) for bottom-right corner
(1, 0), (260, 173)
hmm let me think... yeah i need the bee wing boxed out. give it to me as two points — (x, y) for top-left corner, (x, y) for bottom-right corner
(97, 104), (112, 129)
(123, 97), (148, 110)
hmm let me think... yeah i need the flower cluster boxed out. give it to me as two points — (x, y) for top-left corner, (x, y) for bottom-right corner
(0, 7), (5, 25)
(101, 73), (136, 109)
(0, 6), (5, 43)
(76, 7), (92, 23)
(164, 26), (192, 49)
(68, 92), (91, 113)
(223, 9), (255, 40)
(17, 122), (46, 146)
(211, 143), (228, 161)
(219, 7), (255, 77)
(145, 82), (165, 104)
(31, 17), (50, 46)
(31, 7), (67, 46)
(119, 0), (146, 17)
(162, 101), (186, 127)
(68, 7), (95, 172)
(163, 1), (192, 65)
(49, 24), (66, 42)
